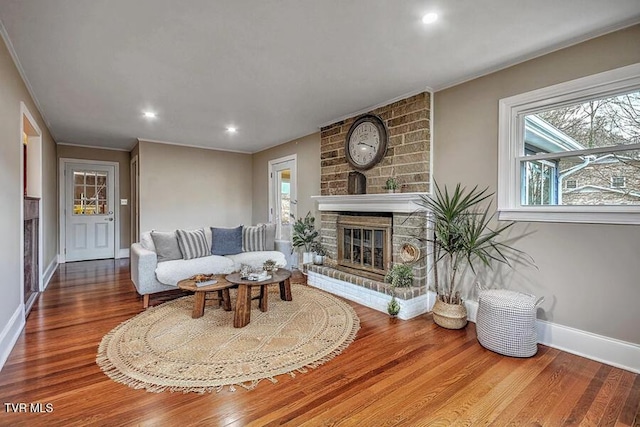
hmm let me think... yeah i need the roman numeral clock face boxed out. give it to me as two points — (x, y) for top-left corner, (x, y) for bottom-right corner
(345, 115), (387, 170)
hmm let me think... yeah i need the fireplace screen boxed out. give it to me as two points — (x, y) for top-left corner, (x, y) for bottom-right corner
(337, 215), (392, 280)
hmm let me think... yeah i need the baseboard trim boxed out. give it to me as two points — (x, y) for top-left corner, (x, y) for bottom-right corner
(42, 257), (58, 291)
(464, 299), (639, 374)
(0, 305), (25, 372)
(59, 249), (129, 263)
(118, 248), (130, 259)
(307, 271), (433, 320)
(307, 276), (640, 374)
(535, 319), (640, 374)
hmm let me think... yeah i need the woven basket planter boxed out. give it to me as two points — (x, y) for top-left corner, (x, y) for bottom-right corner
(432, 299), (468, 329)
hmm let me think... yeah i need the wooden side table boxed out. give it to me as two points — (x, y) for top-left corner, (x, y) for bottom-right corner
(226, 268), (292, 328)
(177, 275), (236, 319)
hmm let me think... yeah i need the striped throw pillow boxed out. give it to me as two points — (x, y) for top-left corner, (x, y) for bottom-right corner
(243, 225), (265, 252)
(175, 228), (209, 260)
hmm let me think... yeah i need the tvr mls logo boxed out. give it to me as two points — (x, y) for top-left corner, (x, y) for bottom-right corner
(4, 402), (54, 413)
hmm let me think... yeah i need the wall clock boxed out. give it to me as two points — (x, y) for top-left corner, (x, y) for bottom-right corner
(345, 114), (388, 170)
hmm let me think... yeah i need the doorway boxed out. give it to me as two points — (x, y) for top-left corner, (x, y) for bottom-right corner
(130, 155), (139, 243)
(20, 103), (42, 317)
(268, 155), (297, 241)
(59, 159), (119, 262)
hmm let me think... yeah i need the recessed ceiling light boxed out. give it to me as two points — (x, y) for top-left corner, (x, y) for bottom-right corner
(226, 126), (237, 133)
(143, 111), (157, 119)
(422, 12), (438, 24)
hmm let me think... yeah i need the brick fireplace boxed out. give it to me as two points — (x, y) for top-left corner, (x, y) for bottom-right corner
(320, 92), (431, 195)
(306, 91), (434, 319)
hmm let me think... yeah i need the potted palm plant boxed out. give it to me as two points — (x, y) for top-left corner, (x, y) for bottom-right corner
(292, 211), (319, 265)
(416, 181), (528, 329)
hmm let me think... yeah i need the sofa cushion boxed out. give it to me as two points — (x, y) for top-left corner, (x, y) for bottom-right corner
(258, 223), (277, 251)
(140, 231), (156, 252)
(155, 255), (236, 286)
(211, 226), (243, 255)
(151, 230), (183, 262)
(204, 227), (213, 246)
(176, 228), (209, 260)
(243, 225), (265, 252)
(224, 250), (287, 272)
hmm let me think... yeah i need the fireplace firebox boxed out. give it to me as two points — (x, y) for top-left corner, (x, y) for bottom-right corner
(337, 214), (392, 281)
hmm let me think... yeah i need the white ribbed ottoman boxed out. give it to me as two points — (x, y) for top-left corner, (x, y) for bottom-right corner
(476, 289), (543, 357)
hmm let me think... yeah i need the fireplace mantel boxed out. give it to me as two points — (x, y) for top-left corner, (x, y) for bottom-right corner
(312, 192), (430, 213)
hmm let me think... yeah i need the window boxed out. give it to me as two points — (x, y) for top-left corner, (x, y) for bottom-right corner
(498, 63), (640, 224)
(522, 159), (557, 205)
(73, 170), (109, 215)
(611, 176), (625, 188)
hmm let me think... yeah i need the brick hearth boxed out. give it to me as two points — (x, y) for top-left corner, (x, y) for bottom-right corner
(306, 264), (426, 300)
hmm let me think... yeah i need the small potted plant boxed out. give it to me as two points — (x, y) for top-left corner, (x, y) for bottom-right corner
(310, 241), (327, 265)
(387, 295), (401, 317)
(384, 263), (414, 288)
(263, 259), (277, 273)
(384, 263), (413, 318)
(292, 211), (319, 265)
(384, 177), (399, 193)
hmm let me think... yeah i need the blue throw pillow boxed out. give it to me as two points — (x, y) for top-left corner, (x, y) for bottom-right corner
(211, 225), (243, 255)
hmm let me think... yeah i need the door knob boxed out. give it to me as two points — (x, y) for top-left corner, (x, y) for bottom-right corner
(105, 218), (113, 221)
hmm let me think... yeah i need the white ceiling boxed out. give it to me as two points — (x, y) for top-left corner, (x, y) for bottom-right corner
(1, 1), (639, 153)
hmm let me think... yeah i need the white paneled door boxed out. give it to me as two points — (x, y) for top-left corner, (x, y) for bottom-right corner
(64, 163), (116, 261)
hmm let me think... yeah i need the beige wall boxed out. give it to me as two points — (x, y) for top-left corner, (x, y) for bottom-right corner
(433, 24), (640, 344)
(57, 145), (131, 249)
(251, 132), (321, 224)
(138, 141), (253, 232)
(0, 36), (57, 351)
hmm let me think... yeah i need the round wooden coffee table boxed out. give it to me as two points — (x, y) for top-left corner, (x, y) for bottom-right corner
(177, 275), (236, 319)
(225, 268), (292, 328)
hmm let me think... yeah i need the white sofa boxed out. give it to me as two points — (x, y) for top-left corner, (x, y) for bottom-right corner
(130, 227), (287, 307)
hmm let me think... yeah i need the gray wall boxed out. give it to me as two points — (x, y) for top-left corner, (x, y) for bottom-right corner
(57, 145), (131, 249)
(433, 24), (640, 344)
(138, 141), (253, 232)
(251, 132), (321, 224)
(0, 35), (57, 354)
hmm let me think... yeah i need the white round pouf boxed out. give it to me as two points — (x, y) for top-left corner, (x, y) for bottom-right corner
(476, 289), (542, 358)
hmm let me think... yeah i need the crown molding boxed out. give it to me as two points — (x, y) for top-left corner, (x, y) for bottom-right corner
(319, 86), (433, 129)
(56, 141), (132, 152)
(434, 18), (640, 92)
(136, 138), (252, 155)
(0, 18), (54, 137)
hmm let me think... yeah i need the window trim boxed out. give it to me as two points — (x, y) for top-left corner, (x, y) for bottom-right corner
(498, 63), (640, 225)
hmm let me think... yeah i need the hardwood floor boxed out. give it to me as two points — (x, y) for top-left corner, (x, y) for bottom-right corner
(1, 259), (638, 426)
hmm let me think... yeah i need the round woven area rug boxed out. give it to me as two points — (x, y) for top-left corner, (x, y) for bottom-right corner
(97, 284), (359, 393)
